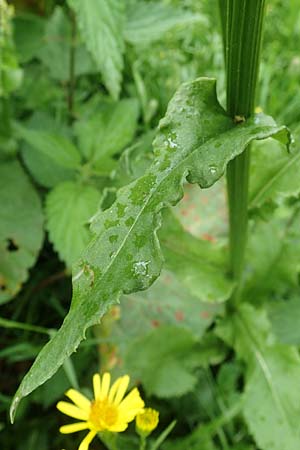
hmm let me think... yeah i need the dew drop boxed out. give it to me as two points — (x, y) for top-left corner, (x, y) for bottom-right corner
(209, 165), (217, 175)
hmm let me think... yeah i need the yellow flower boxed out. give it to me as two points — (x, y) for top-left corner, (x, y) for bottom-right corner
(57, 372), (145, 450)
(136, 408), (159, 437)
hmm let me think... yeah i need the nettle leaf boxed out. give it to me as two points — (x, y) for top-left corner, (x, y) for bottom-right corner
(249, 137), (300, 210)
(124, 1), (205, 45)
(68, 0), (125, 99)
(46, 182), (100, 268)
(74, 98), (139, 165)
(16, 125), (81, 169)
(10, 77), (290, 420)
(0, 161), (43, 303)
(36, 7), (94, 81)
(218, 304), (300, 450)
(125, 325), (199, 398)
(20, 113), (76, 188)
(160, 212), (234, 303)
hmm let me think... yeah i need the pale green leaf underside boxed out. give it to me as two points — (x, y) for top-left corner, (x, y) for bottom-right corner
(10, 77), (290, 421)
(249, 138), (300, 210)
(233, 305), (300, 450)
(160, 212), (234, 303)
(46, 182), (100, 268)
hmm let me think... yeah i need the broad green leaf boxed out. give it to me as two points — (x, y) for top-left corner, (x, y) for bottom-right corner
(114, 269), (222, 344)
(46, 182), (100, 268)
(243, 206), (300, 301)
(269, 297), (300, 345)
(14, 13), (46, 63)
(0, 160), (43, 303)
(16, 126), (81, 169)
(74, 98), (139, 164)
(125, 325), (199, 398)
(160, 212), (234, 303)
(36, 7), (94, 81)
(249, 137), (300, 210)
(20, 113), (76, 188)
(124, 1), (205, 45)
(10, 77), (290, 420)
(162, 423), (217, 450)
(68, 0), (125, 99)
(217, 303), (300, 450)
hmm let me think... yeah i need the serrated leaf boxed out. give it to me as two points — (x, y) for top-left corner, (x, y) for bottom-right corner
(46, 182), (100, 268)
(10, 77), (290, 420)
(124, 1), (205, 45)
(160, 212), (234, 303)
(218, 303), (300, 450)
(74, 98), (139, 165)
(68, 0), (125, 99)
(16, 126), (81, 169)
(0, 161), (43, 303)
(249, 137), (300, 210)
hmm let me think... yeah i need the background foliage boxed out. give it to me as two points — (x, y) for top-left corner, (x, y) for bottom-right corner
(1, 1), (300, 449)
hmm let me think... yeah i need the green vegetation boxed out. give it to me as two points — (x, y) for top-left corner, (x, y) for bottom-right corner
(1, 1), (300, 449)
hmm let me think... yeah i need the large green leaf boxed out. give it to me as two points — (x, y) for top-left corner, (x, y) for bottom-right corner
(218, 304), (300, 450)
(16, 126), (81, 169)
(160, 212), (234, 303)
(268, 297), (300, 345)
(36, 7), (94, 81)
(125, 325), (200, 398)
(20, 113), (76, 188)
(249, 137), (300, 210)
(0, 160), (43, 303)
(74, 98), (139, 165)
(46, 181), (100, 268)
(10, 77), (290, 420)
(242, 205), (300, 301)
(68, 0), (125, 99)
(124, 1), (205, 45)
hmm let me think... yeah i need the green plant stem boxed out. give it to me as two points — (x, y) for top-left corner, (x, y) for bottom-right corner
(140, 435), (147, 450)
(220, 0), (266, 297)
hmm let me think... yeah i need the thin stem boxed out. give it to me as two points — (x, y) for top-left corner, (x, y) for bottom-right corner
(139, 436), (146, 450)
(220, 0), (266, 298)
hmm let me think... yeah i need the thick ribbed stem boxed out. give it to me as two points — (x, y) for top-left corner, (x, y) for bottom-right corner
(219, 0), (266, 296)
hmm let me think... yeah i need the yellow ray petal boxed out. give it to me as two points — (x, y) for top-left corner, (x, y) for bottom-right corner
(113, 375), (130, 405)
(119, 388), (144, 412)
(57, 401), (89, 421)
(107, 421), (128, 432)
(93, 374), (101, 399)
(100, 372), (111, 399)
(78, 430), (97, 450)
(59, 422), (89, 434)
(65, 389), (91, 412)
(108, 377), (122, 403)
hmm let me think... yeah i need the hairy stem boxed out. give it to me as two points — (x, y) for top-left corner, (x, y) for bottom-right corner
(220, 0), (266, 297)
